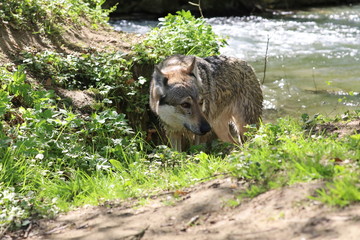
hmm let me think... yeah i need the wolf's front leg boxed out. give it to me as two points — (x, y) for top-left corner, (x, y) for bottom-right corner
(169, 132), (182, 152)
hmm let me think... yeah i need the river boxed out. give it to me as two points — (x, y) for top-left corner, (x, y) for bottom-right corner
(110, 4), (360, 121)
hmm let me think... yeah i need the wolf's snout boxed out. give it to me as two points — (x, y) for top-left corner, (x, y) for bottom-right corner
(184, 119), (211, 135)
(200, 121), (211, 135)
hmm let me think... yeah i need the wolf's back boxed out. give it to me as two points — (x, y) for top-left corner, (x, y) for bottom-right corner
(196, 56), (263, 125)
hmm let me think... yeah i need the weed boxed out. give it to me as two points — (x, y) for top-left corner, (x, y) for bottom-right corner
(0, 66), (142, 230)
(20, 51), (148, 116)
(21, 51), (132, 90)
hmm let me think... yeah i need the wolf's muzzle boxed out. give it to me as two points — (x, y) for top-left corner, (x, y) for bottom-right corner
(184, 120), (211, 135)
(199, 121), (211, 135)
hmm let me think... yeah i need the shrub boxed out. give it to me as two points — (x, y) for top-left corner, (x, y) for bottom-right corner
(133, 10), (227, 63)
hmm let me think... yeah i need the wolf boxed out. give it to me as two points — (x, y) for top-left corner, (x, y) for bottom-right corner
(149, 54), (263, 151)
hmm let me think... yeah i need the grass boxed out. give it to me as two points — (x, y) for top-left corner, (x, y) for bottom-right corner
(236, 116), (360, 205)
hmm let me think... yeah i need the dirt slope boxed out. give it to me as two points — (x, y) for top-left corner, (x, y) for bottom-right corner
(14, 178), (359, 240)
(0, 21), (138, 64)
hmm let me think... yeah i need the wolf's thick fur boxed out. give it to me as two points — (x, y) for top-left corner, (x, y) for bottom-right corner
(150, 55), (263, 151)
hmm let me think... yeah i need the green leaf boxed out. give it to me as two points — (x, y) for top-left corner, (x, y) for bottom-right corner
(109, 159), (123, 171)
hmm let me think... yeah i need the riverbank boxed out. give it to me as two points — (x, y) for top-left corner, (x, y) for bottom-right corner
(1, 1), (359, 239)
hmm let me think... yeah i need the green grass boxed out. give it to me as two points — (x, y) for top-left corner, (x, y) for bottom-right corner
(313, 173), (360, 207)
(227, 116), (360, 202)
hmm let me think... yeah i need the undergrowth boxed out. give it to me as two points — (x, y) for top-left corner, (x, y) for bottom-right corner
(19, 51), (148, 114)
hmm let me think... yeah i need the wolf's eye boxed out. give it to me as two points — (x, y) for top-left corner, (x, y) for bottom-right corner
(180, 102), (191, 109)
(159, 95), (166, 105)
(189, 73), (196, 78)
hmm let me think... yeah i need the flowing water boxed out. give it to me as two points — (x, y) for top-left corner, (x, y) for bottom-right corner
(110, 5), (360, 121)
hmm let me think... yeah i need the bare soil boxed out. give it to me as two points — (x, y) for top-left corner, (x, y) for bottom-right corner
(0, 21), (139, 62)
(10, 178), (360, 240)
(1, 22), (360, 240)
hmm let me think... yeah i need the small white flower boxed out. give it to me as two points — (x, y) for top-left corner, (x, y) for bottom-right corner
(35, 153), (44, 160)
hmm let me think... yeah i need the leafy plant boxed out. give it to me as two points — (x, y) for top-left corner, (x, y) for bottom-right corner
(133, 10), (227, 63)
(0, 66), (151, 231)
(20, 50), (149, 115)
(21, 51), (132, 89)
(0, 0), (115, 34)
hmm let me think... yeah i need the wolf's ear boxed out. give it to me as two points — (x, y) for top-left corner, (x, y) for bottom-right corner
(150, 85), (164, 114)
(154, 66), (168, 86)
(151, 66), (167, 114)
(186, 57), (202, 86)
(186, 57), (196, 73)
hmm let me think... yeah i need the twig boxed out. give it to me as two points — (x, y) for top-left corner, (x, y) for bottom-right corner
(128, 225), (149, 240)
(0, 224), (10, 239)
(186, 215), (200, 227)
(45, 224), (70, 234)
(189, 0), (204, 18)
(262, 36), (270, 85)
(24, 222), (33, 238)
(181, 215), (200, 231)
(312, 67), (317, 92)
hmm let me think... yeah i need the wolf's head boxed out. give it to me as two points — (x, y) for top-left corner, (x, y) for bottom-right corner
(150, 56), (211, 135)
